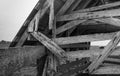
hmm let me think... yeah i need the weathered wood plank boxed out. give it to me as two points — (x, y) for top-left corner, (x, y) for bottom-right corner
(85, 31), (120, 73)
(57, 8), (120, 21)
(49, 0), (54, 29)
(72, 1), (120, 13)
(67, 0), (92, 36)
(31, 32), (67, 59)
(54, 32), (116, 45)
(95, 18), (120, 27)
(16, 31), (29, 47)
(66, 47), (120, 59)
(56, 0), (75, 16)
(56, 0), (83, 35)
(9, 1), (41, 47)
(56, 20), (86, 34)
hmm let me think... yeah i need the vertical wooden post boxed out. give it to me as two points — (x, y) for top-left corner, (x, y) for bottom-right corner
(49, 0), (55, 30)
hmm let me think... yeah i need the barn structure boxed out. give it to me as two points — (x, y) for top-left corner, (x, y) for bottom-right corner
(2, 0), (120, 76)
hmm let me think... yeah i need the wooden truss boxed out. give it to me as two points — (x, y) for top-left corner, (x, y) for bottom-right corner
(9, 0), (120, 76)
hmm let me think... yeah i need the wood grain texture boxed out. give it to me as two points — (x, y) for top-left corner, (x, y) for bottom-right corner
(86, 31), (120, 73)
(72, 1), (120, 13)
(54, 32), (116, 45)
(31, 32), (67, 59)
(57, 8), (120, 21)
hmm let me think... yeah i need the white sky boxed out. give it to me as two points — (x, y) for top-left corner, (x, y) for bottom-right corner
(0, 0), (38, 41)
(0, 0), (114, 46)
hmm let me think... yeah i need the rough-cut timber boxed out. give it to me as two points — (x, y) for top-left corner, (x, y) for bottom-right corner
(31, 32), (67, 59)
(54, 32), (116, 45)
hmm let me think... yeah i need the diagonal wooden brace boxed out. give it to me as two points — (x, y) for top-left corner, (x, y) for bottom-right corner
(84, 31), (120, 73)
(31, 32), (67, 60)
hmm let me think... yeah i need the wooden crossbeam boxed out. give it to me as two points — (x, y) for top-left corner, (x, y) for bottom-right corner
(56, 17), (120, 35)
(56, 0), (75, 16)
(67, 0), (92, 36)
(56, 20), (86, 34)
(56, 0), (83, 35)
(95, 18), (120, 27)
(72, 1), (120, 13)
(31, 32), (67, 59)
(85, 31), (120, 73)
(57, 8), (120, 21)
(54, 32), (116, 45)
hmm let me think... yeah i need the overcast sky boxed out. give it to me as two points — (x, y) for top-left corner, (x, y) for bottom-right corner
(0, 0), (111, 46)
(0, 0), (38, 41)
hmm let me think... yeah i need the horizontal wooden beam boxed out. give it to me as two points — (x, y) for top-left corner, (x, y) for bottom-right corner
(93, 66), (120, 74)
(95, 18), (120, 27)
(66, 47), (120, 60)
(72, 1), (120, 13)
(57, 8), (120, 21)
(54, 32), (116, 45)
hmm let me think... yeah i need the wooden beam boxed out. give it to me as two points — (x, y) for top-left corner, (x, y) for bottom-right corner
(66, 47), (120, 59)
(67, 0), (92, 36)
(56, 0), (75, 16)
(72, 1), (120, 13)
(49, 0), (55, 29)
(85, 31), (120, 73)
(56, 20), (86, 34)
(16, 31), (29, 47)
(56, 0), (83, 35)
(93, 66), (120, 74)
(95, 18), (120, 27)
(54, 32), (116, 45)
(31, 32), (67, 59)
(57, 8), (120, 21)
